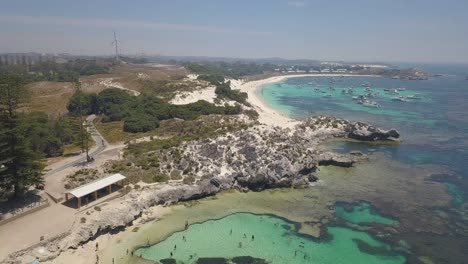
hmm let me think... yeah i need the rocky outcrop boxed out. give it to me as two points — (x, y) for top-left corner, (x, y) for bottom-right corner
(346, 122), (399, 141)
(318, 152), (368, 167)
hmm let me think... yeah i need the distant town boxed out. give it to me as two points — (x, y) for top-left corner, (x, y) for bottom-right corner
(0, 52), (429, 80)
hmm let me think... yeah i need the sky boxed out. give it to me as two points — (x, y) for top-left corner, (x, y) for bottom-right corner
(1, 0), (468, 63)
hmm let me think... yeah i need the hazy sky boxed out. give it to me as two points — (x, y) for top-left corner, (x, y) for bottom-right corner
(1, 0), (468, 63)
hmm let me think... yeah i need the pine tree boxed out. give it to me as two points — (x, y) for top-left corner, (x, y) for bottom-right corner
(0, 74), (44, 199)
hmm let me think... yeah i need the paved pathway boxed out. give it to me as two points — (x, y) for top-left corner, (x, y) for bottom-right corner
(44, 115), (108, 178)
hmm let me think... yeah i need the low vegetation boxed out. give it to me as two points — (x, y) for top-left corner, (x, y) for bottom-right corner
(64, 169), (100, 189)
(185, 63), (250, 105)
(214, 81), (249, 106)
(68, 88), (242, 133)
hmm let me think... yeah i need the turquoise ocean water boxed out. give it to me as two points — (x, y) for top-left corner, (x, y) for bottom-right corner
(137, 65), (468, 264)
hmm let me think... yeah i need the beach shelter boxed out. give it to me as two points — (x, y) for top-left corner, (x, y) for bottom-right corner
(64, 173), (126, 209)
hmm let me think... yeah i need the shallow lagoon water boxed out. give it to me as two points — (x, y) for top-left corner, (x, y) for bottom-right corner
(136, 213), (405, 264)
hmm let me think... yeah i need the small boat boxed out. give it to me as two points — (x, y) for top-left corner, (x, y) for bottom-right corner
(352, 95), (366, 100)
(397, 87), (406, 91)
(362, 101), (380, 108)
(385, 89), (399, 95)
(392, 97), (408, 102)
(406, 94), (422, 100)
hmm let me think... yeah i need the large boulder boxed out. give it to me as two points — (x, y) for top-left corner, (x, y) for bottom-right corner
(347, 122), (400, 141)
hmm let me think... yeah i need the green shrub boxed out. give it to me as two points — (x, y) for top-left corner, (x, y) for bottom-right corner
(183, 175), (196, 185)
(123, 114), (160, 133)
(170, 170), (182, 180)
(153, 174), (170, 183)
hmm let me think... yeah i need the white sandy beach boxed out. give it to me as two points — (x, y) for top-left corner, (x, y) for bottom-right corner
(236, 74), (379, 128)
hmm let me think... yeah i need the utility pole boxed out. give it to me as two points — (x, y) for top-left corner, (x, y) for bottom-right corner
(111, 32), (120, 61)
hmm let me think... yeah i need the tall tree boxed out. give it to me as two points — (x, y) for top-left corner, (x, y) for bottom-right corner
(71, 82), (92, 161)
(0, 74), (44, 199)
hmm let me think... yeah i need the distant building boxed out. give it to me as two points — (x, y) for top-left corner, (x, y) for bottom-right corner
(334, 69), (347, 73)
(351, 64), (387, 69)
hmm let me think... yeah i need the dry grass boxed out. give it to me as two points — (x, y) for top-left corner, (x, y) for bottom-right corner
(23, 81), (75, 116)
(93, 118), (145, 144)
(79, 64), (189, 95)
(22, 64), (193, 116)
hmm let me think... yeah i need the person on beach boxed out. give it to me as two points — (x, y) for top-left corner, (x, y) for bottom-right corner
(251, 235), (255, 241)
(230, 229), (232, 235)
(95, 242), (99, 251)
(170, 251), (173, 257)
(243, 233), (246, 238)
(174, 244), (177, 250)
(238, 242), (242, 248)
(185, 220), (189, 229)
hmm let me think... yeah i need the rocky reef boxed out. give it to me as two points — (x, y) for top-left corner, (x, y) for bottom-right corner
(2, 116), (399, 263)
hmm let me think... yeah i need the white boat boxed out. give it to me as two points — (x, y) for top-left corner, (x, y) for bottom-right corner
(397, 87), (406, 91)
(392, 97), (408, 102)
(359, 99), (380, 108)
(406, 94), (422, 100)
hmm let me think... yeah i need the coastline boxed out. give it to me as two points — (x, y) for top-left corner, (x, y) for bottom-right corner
(236, 74), (380, 128)
(1, 73), (389, 264)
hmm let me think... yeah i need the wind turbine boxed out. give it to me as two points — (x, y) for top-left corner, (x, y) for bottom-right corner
(111, 32), (121, 60)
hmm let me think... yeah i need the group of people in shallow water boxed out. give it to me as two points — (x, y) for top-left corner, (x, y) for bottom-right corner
(236, 230), (255, 248)
(129, 218), (311, 262)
